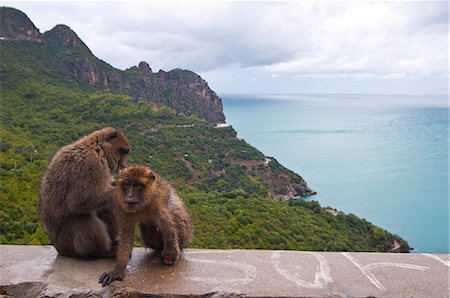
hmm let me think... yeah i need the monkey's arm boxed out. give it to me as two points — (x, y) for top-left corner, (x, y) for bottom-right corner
(99, 217), (135, 287)
(70, 186), (115, 213)
(65, 152), (116, 213)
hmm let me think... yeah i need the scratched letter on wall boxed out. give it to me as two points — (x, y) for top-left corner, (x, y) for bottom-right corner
(271, 251), (333, 289)
(184, 251), (256, 291)
(341, 252), (429, 292)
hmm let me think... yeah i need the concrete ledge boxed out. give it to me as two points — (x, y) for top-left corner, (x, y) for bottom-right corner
(0, 245), (448, 297)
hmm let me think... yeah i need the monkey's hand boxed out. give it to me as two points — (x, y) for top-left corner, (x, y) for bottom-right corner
(99, 268), (125, 287)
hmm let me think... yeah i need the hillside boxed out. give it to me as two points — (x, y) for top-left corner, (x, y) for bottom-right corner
(0, 7), (410, 252)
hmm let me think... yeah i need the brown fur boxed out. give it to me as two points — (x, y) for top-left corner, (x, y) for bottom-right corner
(39, 127), (131, 258)
(99, 166), (193, 286)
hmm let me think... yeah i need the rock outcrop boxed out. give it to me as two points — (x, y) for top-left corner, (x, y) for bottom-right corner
(43, 24), (90, 50)
(120, 65), (225, 123)
(230, 157), (316, 200)
(0, 7), (41, 42)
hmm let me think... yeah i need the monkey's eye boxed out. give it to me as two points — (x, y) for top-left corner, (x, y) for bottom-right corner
(135, 183), (144, 190)
(119, 148), (129, 156)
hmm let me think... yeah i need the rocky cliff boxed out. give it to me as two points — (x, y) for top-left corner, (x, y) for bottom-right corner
(0, 7), (225, 123)
(0, 7), (41, 42)
(120, 63), (225, 123)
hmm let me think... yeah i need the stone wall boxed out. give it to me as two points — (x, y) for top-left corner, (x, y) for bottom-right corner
(0, 245), (448, 297)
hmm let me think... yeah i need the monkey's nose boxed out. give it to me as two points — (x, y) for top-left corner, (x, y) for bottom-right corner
(125, 196), (139, 205)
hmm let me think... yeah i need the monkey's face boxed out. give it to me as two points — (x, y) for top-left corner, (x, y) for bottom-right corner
(105, 129), (131, 174)
(121, 181), (145, 213)
(118, 167), (156, 213)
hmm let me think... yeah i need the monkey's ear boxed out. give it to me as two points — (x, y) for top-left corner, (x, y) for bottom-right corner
(106, 130), (118, 142)
(148, 171), (156, 183)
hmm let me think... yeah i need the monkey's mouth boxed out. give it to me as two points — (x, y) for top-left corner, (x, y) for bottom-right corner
(126, 202), (140, 210)
(118, 160), (128, 171)
(124, 201), (140, 213)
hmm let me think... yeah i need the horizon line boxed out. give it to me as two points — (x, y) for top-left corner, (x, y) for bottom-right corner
(218, 92), (448, 97)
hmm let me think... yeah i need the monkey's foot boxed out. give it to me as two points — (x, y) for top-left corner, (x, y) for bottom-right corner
(161, 245), (180, 265)
(163, 255), (176, 265)
(99, 269), (125, 287)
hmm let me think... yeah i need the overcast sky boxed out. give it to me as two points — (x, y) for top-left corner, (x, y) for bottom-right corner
(4, 1), (449, 95)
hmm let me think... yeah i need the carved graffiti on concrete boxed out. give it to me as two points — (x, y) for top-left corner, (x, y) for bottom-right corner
(180, 250), (447, 295)
(270, 251), (333, 289)
(184, 250), (256, 289)
(422, 253), (450, 267)
(341, 252), (429, 291)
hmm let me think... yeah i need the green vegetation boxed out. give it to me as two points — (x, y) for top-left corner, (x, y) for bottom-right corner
(184, 189), (409, 251)
(0, 25), (411, 252)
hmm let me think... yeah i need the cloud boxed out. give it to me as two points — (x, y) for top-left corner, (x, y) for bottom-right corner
(265, 2), (448, 78)
(3, 1), (448, 93)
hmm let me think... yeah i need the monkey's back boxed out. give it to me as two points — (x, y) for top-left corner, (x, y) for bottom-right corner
(155, 177), (194, 246)
(135, 179), (194, 251)
(39, 138), (111, 238)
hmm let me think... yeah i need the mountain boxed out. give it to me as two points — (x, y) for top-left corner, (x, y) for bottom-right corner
(0, 7), (224, 123)
(0, 7), (410, 252)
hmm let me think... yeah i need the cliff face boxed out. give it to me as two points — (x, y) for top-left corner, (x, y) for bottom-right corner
(152, 68), (224, 123)
(0, 7), (225, 123)
(120, 65), (225, 123)
(43, 24), (89, 49)
(0, 7), (41, 42)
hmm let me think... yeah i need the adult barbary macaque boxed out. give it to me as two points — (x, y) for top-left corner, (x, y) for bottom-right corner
(39, 127), (131, 258)
(99, 166), (193, 287)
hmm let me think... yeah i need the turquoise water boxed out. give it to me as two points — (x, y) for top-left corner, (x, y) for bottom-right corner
(222, 94), (449, 253)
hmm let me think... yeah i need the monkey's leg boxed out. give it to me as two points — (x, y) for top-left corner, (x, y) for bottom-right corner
(55, 214), (113, 258)
(172, 207), (194, 249)
(140, 221), (163, 254)
(157, 211), (180, 265)
(97, 207), (118, 252)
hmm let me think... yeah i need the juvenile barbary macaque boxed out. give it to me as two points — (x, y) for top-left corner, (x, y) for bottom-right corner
(39, 127), (131, 258)
(99, 166), (193, 287)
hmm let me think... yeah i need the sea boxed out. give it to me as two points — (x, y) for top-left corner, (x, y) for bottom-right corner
(221, 93), (448, 254)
